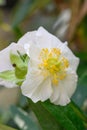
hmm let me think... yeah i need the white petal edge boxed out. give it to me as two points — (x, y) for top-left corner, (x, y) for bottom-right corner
(0, 79), (18, 88)
(17, 31), (36, 46)
(35, 26), (63, 48)
(18, 26), (63, 50)
(63, 72), (78, 98)
(54, 92), (70, 106)
(57, 42), (80, 72)
(50, 72), (78, 106)
(0, 43), (16, 72)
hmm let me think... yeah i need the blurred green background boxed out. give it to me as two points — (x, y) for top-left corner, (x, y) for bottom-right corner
(0, 0), (87, 130)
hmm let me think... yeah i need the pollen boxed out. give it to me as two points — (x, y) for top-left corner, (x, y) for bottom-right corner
(38, 48), (69, 86)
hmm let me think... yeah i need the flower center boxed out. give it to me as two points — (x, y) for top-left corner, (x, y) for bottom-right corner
(38, 48), (69, 86)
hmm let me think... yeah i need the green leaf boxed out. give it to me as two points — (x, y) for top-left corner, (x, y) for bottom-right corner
(28, 99), (62, 130)
(43, 101), (85, 130)
(28, 99), (85, 130)
(13, 27), (23, 40)
(75, 52), (87, 61)
(10, 106), (40, 130)
(0, 70), (23, 85)
(70, 101), (87, 122)
(12, 0), (32, 28)
(0, 123), (17, 130)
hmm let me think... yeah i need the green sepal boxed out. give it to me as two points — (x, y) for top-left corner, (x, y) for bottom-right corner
(10, 52), (29, 79)
(10, 52), (28, 68)
(0, 70), (24, 86)
(15, 66), (27, 79)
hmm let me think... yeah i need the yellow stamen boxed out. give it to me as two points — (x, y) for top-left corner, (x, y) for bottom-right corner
(38, 48), (69, 86)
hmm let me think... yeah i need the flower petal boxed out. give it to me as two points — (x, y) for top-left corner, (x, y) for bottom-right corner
(0, 43), (25, 72)
(50, 87), (70, 106)
(29, 43), (40, 61)
(17, 31), (36, 46)
(18, 27), (63, 51)
(0, 43), (15, 72)
(21, 69), (52, 102)
(58, 42), (79, 71)
(54, 92), (70, 106)
(31, 77), (52, 102)
(50, 72), (77, 106)
(0, 79), (18, 88)
(21, 70), (44, 96)
(63, 72), (78, 98)
(35, 27), (62, 48)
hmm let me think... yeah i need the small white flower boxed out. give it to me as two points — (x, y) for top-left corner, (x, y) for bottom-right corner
(20, 27), (79, 106)
(0, 27), (79, 106)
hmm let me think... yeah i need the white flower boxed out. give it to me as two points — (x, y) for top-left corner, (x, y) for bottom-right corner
(0, 27), (79, 106)
(20, 27), (79, 106)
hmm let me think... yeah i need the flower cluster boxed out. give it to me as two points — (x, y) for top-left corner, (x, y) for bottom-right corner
(0, 27), (79, 106)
